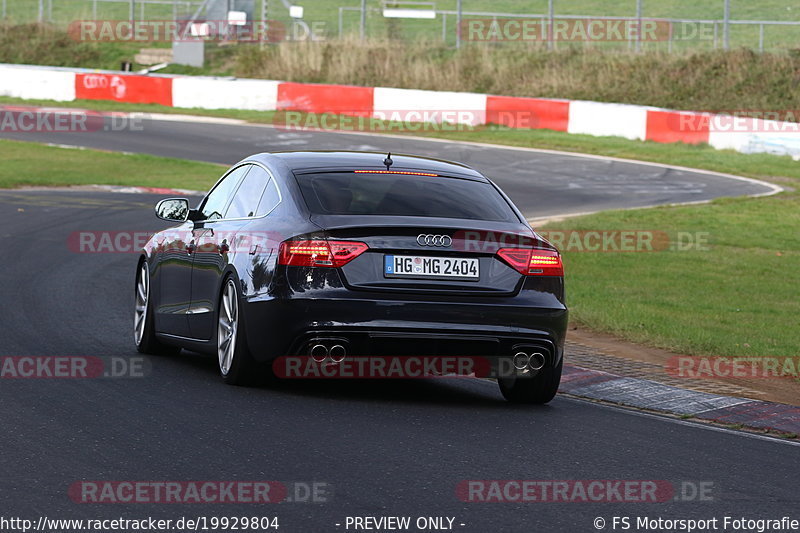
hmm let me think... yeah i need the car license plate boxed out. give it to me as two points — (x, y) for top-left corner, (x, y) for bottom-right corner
(384, 255), (479, 280)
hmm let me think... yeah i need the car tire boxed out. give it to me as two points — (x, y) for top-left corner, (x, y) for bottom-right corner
(498, 358), (563, 404)
(217, 275), (266, 386)
(134, 262), (181, 356)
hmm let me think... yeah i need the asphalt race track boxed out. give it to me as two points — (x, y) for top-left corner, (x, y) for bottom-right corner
(0, 114), (774, 218)
(0, 117), (796, 531)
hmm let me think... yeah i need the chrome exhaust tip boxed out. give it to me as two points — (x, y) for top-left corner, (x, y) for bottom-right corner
(310, 344), (329, 363)
(528, 352), (546, 371)
(329, 344), (346, 363)
(513, 352), (530, 371)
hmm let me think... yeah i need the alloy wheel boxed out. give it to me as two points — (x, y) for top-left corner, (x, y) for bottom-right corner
(217, 279), (239, 375)
(134, 263), (149, 346)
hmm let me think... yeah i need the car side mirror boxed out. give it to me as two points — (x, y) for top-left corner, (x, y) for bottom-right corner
(155, 198), (190, 222)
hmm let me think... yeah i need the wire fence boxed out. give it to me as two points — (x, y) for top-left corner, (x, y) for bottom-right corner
(1, 0), (204, 23)
(337, 0), (800, 52)
(3, 0), (800, 53)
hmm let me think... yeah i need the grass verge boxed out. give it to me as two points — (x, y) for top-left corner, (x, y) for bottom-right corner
(0, 23), (238, 75)
(0, 138), (222, 189)
(542, 193), (800, 357)
(236, 41), (800, 113)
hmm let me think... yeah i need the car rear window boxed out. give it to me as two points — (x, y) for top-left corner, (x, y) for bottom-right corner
(295, 172), (518, 222)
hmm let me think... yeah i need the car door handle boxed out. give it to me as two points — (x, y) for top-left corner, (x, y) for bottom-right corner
(187, 241), (196, 254)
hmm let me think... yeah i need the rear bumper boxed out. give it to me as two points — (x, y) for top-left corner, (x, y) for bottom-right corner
(243, 292), (567, 366)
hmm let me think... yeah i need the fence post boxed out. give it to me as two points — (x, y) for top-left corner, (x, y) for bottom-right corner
(723, 0), (730, 50)
(38, 0), (43, 22)
(260, 0), (267, 50)
(713, 21), (718, 49)
(456, 0), (462, 49)
(635, 0), (642, 52)
(759, 23), (764, 52)
(360, 0), (365, 41)
(668, 24), (673, 53)
(93, 0), (97, 19)
(442, 13), (447, 43)
(547, 0), (554, 50)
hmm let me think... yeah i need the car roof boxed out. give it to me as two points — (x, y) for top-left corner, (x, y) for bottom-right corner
(250, 151), (487, 181)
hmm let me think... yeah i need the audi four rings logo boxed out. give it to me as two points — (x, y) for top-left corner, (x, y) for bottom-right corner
(417, 234), (452, 247)
(82, 74), (127, 100)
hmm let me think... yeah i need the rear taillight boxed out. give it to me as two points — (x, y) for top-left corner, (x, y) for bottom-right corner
(497, 248), (563, 276)
(278, 240), (368, 268)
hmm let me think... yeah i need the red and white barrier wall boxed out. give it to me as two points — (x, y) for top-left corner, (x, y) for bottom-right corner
(0, 64), (76, 101)
(1, 62), (799, 158)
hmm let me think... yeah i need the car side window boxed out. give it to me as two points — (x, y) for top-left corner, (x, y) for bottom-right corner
(256, 176), (281, 216)
(200, 165), (251, 221)
(226, 165), (271, 219)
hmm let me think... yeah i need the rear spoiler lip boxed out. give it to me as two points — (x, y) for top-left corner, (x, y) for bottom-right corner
(308, 214), (533, 233)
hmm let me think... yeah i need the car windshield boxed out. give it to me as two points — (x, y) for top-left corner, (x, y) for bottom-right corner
(295, 171), (518, 222)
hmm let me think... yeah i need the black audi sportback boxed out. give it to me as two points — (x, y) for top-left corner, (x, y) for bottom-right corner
(135, 151), (567, 403)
